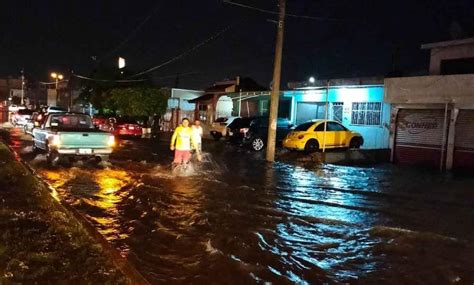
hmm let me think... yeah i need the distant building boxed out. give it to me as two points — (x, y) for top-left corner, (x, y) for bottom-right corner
(385, 37), (474, 170)
(188, 76), (265, 124)
(161, 88), (204, 131)
(284, 77), (390, 149)
(0, 77), (24, 104)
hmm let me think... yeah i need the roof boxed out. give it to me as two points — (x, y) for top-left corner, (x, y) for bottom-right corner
(288, 77), (384, 90)
(187, 93), (215, 103)
(421, 37), (474, 50)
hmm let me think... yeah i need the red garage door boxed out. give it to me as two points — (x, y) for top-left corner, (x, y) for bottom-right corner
(394, 109), (449, 168)
(453, 110), (474, 169)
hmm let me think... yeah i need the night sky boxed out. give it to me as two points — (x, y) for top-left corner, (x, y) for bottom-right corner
(1, 0), (473, 89)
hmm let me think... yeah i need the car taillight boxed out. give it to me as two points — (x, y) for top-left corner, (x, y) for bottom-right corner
(51, 135), (61, 147)
(240, 128), (249, 133)
(108, 135), (116, 147)
(298, 135), (305, 139)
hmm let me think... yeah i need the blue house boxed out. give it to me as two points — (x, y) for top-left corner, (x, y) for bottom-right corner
(283, 78), (390, 149)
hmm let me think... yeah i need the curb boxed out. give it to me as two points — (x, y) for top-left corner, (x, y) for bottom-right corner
(3, 142), (150, 285)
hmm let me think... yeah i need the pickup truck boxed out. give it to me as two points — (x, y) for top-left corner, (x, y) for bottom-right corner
(32, 113), (115, 166)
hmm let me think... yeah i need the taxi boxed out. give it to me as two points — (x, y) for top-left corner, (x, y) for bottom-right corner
(283, 120), (363, 152)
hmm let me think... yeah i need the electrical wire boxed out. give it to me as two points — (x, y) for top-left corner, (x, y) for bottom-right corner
(128, 22), (238, 78)
(39, 80), (69, 85)
(222, 0), (347, 22)
(97, 2), (164, 62)
(73, 74), (148, 83)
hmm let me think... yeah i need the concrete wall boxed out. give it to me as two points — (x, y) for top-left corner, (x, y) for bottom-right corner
(429, 45), (474, 75)
(284, 86), (390, 149)
(384, 74), (474, 106)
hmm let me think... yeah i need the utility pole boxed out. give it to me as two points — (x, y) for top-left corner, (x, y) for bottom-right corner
(21, 69), (25, 105)
(266, 0), (286, 162)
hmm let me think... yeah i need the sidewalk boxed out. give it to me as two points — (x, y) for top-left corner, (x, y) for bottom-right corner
(0, 141), (129, 283)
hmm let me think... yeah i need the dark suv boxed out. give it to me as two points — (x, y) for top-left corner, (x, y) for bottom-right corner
(227, 116), (293, 151)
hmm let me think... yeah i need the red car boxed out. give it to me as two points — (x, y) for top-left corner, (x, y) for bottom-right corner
(92, 115), (107, 128)
(103, 117), (143, 138)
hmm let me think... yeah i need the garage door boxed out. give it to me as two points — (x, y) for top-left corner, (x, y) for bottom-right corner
(296, 102), (326, 125)
(453, 110), (474, 169)
(394, 109), (449, 168)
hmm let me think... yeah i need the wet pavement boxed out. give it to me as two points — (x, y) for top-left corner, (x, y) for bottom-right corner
(7, 126), (474, 284)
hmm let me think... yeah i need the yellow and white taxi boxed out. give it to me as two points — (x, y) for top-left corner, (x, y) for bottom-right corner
(283, 120), (363, 152)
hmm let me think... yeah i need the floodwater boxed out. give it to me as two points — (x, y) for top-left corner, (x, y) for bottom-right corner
(9, 128), (474, 284)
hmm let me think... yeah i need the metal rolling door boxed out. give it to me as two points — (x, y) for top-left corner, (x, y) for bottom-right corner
(394, 109), (449, 168)
(453, 110), (474, 169)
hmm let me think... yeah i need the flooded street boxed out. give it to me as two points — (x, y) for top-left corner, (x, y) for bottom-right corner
(9, 128), (474, 284)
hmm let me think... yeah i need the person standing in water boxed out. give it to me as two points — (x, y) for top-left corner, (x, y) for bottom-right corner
(192, 119), (204, 161)
(170, 118), (194, 166)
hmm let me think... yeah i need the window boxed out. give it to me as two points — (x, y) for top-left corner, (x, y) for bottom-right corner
(295, 122), (314, 131)
(328, 122), (346, 131)
(315, 123), (326, 132)
(351, 102), (382, 125)
(332, 102), (343, 123)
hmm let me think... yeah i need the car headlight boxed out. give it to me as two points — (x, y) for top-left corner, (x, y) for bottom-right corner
(107, 135), (116, 147)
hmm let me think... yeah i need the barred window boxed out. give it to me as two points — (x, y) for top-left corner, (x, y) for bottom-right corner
(351, 102), (382, 125)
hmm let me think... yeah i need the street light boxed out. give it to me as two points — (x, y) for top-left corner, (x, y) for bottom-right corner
(51, 72), (64, 89)
(309, 76), (316, 84)
(51, 72), (64, 107)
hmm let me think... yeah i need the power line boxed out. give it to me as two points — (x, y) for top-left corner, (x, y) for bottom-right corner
(97, 2), (164, 62)
(222, 0), (347, 22)
(39, 80), (69, 85)
(128, 22), (238, 78)
(73, 74), (148, 83)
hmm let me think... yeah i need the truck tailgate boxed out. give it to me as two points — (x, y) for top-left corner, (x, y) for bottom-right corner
(58, 132), (111, 148)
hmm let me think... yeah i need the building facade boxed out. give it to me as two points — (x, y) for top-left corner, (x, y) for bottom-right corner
(385, 38), (474, 170)
(283, 79), (390, 149)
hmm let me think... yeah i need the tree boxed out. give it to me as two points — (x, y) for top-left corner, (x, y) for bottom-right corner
(104, 87), (169, 117)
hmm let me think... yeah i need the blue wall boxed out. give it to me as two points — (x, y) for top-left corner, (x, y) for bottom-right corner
(283, 86), (390, 149)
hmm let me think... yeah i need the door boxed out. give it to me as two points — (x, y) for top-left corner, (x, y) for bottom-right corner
(314, 122), (336, 148)
(327, 122), (347, 146)
(296, 102), (326, 125)
(453, 110), (474, 169)
(394, 109), (449, 168)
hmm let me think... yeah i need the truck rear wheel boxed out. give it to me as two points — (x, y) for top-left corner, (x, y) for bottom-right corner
(47, 150), (60, 167)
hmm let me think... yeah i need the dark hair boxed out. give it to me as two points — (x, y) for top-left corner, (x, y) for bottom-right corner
(182, 118), (189, 122)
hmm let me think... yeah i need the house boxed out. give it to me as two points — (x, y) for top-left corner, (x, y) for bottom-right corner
(0, 77), (24, 104)
(283, 78), (390, 149)
(385, 37), (474, 170)
(161, 88), (204, 131)
(188, 76), (265, 123)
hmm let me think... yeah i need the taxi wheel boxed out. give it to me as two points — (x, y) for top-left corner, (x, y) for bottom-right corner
(349, 138), (362, 149)
(304, 139), (319, 153)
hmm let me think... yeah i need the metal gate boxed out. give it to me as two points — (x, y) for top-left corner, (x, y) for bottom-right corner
(394, 109), (450, 168)
(453, 110), (474, 169)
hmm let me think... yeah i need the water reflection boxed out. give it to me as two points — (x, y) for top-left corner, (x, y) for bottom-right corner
(17, 135), (474, 284)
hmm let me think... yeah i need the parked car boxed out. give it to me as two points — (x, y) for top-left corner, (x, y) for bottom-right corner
(210, 116), (239, 140)
(8, 104), (26, 113)
(283, 120), (363, 152)
(101, 117), (143, 138)
(226, 117), (253, 144)
(12, 109), (34, 126)
(24, 112), (45, 135)
(92, 115), (108, 129)
(32, 113), (115, 166)
(227, 116), (293, 151)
